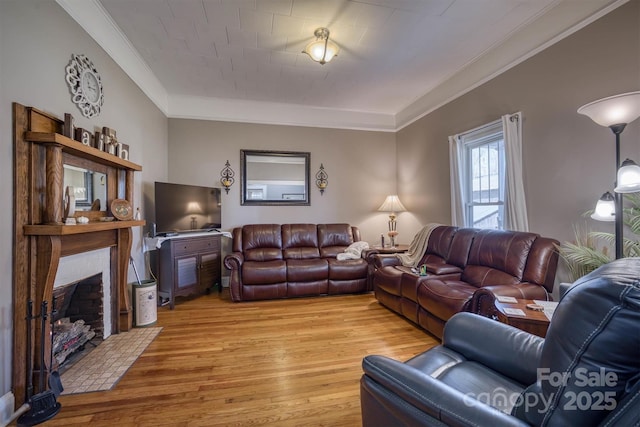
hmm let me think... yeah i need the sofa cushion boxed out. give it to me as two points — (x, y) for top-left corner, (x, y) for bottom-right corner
(522, 236), (560, 293)
(327, 258), (368, 280)
(286, 259), (328, 281)
(445, 228), (477, 268)
(318, 223), (354, 257)
(282, 224), (320, 259)
(242, 260), (286, 284)
(418, 226), (457, 263)
(417, 279), (476, 321)
(463, 230), (537, 283)
(242, 224), (283, 262)
(460, 265), (521, 288)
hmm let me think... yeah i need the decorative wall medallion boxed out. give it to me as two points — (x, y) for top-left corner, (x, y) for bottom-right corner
(65, 54), (104, 118)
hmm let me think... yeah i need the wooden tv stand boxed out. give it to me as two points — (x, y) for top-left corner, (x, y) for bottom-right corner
(151, 232), (222, 309)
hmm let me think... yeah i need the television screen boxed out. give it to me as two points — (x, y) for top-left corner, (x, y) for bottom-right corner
(154, 182), (221, 234)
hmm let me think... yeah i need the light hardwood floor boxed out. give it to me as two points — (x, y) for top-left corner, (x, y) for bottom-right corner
(45, 290), (438, 426)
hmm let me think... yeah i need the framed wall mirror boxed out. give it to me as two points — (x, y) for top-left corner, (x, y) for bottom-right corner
(241, 150), (310, 206)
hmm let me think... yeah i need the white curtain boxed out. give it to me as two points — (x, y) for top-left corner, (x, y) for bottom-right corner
(502, 112), (529, 231)
(449, 134), (465, 227)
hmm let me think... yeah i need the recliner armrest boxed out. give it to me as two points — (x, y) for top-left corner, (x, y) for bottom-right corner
(223, 252), (244, 270)
(443, 313), (544, 385)
(480, 283), (551, 301)
(424, 262), (462, 275)
(372, 254), (401, 268)
(362, 355), (530, 427)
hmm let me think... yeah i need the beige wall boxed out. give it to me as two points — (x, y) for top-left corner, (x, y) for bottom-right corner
(167, 119), (397, 244)
(397, 0), (640, 276)
(0, 0), (168, 394)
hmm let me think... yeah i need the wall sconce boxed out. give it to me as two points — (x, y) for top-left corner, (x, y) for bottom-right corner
(316, 163), (328, 195)
(220, 160), (235, 194)
(378, 195), (407, 248)
(578, 91), (640, 259)
(302, 27), (339, 65)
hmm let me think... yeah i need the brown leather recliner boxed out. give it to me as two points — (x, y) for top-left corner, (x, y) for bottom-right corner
(417, 229), (559, 338)
(371, 227), (559, 338)
(373, 226), (475, 323)
(224, 223), (369, 301)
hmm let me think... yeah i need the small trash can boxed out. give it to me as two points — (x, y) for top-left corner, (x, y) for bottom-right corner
(131, 279), (158, 327)
(129, 256), (157, 327)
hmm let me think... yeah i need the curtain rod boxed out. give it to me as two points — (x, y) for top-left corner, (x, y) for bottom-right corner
(456, 112), (520, 138)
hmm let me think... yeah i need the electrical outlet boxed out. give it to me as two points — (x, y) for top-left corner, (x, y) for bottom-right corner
(0, 391), (15, 427)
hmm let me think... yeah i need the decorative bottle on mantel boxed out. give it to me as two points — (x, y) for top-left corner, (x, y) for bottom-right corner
(64, 186), (76, 225)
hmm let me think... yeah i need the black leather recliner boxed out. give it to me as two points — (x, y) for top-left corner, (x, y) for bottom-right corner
(361, 257), (640, 426)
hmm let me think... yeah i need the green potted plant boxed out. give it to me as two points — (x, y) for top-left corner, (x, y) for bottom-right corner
(557, 194), (640, 282)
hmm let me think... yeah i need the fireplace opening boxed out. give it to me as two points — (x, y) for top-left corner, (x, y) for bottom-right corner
(52, 274), (104, 372)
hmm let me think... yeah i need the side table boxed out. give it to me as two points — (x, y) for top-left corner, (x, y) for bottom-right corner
(492, 299), (555, 338)
(370, 244), (409, 254)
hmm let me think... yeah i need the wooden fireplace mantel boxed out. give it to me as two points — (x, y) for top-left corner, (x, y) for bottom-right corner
(12, 103), (145, 408)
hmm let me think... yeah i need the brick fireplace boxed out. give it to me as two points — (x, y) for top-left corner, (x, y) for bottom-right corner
(54, 248), (114, 339)
(53, 275), (104, 337)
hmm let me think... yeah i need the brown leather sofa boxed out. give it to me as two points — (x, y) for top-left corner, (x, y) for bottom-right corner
(224, 223), (369, 301)
(372, 226), (559, 338)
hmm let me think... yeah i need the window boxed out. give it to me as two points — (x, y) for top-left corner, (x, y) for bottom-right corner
(464, 122), (505, 229)
(450, 113), (528, 232)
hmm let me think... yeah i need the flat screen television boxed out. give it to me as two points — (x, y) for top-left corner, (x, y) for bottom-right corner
(154, 181), (221, 234)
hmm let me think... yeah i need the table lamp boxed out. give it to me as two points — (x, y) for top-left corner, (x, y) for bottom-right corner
(378, 195), (407, 248)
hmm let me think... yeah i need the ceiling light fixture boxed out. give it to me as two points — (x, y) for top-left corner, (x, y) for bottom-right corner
(302, 27), (339, 65)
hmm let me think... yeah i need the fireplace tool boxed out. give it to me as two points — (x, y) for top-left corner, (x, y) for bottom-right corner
(18, 300), (61, 426)
(48, 297), (64, 397)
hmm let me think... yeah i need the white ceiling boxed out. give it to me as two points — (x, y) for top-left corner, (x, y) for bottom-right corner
(58, 0), (625, 131)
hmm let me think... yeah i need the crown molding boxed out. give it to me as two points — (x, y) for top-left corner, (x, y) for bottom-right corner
(55, 0), (169, 115)
(168, 95), (396, 131)
(58, 0), (626, 132)
(395, 0), (629, 130)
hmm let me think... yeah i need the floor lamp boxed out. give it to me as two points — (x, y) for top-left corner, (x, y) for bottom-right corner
(578, 91), (640, 259)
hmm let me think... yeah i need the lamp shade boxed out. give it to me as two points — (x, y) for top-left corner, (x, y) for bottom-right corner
(378, 195), (406, 213)
(591, 192), (615, 222)
(615, 159), (640, 193)
(577, 91), (640, 127)
(302, 28), (339, 65)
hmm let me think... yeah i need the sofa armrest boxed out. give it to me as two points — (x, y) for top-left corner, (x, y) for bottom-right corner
(362, 355), (530, 427)
(372, 254), (401, 269)
(223, 252), (244, 270)
(443, 313), (544, 385)
(480, 283), (551, 301)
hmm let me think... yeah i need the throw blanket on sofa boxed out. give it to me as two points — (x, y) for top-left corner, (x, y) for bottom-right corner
(396, 223), (443, 267)
(337, 241), (370, 260)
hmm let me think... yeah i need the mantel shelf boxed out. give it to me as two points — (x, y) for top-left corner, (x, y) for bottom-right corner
(24, 220), (146, 236)
(25, 131), (142, 171)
